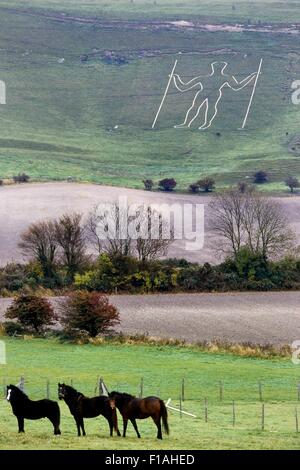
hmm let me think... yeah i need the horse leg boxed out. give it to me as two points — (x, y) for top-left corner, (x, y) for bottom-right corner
(130, 419), (141, 438)
(17, 416), (25, 433)
(108, 417), (113, 437)
(122, 417), (128, 438)
(152, 416), (163, 440)
(80, 418), (86, 436)
(48, 415), (61, 435)
(75, 417), (81, 436)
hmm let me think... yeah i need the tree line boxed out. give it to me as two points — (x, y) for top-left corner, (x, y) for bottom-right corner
(0, 187), (297, 295)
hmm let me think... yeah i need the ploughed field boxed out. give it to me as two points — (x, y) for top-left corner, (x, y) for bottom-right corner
(1, 291), (300, 345)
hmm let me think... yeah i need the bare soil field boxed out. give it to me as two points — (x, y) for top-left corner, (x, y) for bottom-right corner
(1, 182), (300, 265)
(0, 291), (299, 345)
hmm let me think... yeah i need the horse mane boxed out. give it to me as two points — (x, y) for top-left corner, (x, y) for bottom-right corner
(8, 384), (28, 399)
(63, 384), (85, 398)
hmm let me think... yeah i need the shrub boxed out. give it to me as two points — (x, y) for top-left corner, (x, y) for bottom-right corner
(158, 178), (177, 191)
(13, 173), (30, 183)
(5, 294), (57, 333)
(59, 291), (120, 337)
(197, 177), (215, 192)
(188, 183), (200, 193)
(253, 170), (268, 184)
(234, 247), (269, 280)
(143, 179), (154, 191)
(3, 321), (25, 336)
(285, 176), (300, 193)
(0, 263), (31, 292)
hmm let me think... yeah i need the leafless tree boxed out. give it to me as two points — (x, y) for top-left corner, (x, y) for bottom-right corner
(86, 203), (133, 258)
(85, 205), (103, 254)
(54, 213), (87, 279)
(135, 206), (174, 262)
(210, 189), (294, 259)
(19, 220), (57, 278)
(86, 203), (174, 262)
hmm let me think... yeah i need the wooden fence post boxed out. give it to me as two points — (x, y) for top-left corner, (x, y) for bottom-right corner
(295, 407), (299, 433)
(46, 380), (50, 399)
(261, 403), (265, 431)
(20, 376), (25, 392)
(232, 401), (236, 427)
(181, 378), (185, 402)
(179, 396), (182, 419)
(219, 381), (223, 402)
(139, 377), (144, 398)
(204, 398), (208, 423)
(258, 381), (263, 402)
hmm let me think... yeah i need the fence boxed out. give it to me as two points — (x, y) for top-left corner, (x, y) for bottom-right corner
(2, 375), (300, 403)
(2, 374), (300, 433)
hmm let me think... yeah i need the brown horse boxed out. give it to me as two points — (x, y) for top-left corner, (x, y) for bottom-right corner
(109, 391), (169, 439)
(58, 383), (120, 437)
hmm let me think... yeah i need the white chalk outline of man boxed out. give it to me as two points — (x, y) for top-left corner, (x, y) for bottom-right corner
(172, 61), (259, 129)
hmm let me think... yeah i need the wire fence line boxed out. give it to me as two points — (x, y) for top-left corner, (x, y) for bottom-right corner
(3, 375), (300, 433)
(2, 375), (300, 404)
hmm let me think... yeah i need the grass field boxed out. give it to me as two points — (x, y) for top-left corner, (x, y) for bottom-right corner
(1, 336), (300, 449)
(2, 0), (300, 23)
(0, 2), (299, 191)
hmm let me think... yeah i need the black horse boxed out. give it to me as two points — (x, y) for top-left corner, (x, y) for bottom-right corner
(109, 391), (169, 439)
(58, 383), (121, 437)
(6, 385), (61, 435)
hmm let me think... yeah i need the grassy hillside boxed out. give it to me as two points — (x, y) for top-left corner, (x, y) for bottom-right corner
(1, 337), (300, 449)
(2, 0), (300, 23)
(0, 2), (299, 190)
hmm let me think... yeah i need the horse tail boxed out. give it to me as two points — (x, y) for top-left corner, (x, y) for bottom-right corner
(160, 400), (169, 435)
(112, 407), (119, 433)
(53, 402), (61, 432)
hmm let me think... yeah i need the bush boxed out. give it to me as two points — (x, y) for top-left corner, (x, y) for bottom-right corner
(59, 291), (120, 337)
(13, 173), (30, 183)
(5, 294), (57, 333)
(3, 321), (26, 336)
(253, 170), (268, 184)
(143, 179), (154, 191)
(158, 178), (177, 191)
(285, 176), (300, 193)
(177, 263), (226, 291)
(188, 183), (200, 193)
(197, 177), (215, 192)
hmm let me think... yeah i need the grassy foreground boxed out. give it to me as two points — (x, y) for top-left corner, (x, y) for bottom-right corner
(1, 337), (300, 449)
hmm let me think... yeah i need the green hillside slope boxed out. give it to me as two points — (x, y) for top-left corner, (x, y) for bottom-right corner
(0, 2), (299, 190)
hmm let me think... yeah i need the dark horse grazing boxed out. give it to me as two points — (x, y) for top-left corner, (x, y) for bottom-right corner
(58, 383), (121, 437)
(6, 385), (61, 435)
(109, 391), (169, 439)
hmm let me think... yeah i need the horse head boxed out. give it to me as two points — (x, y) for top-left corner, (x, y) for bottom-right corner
(58, 383), (80, 401)
(6, 384), (26, 402)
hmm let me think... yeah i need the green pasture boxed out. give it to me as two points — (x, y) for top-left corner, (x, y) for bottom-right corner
(1, 337), (300, 449)
(2, 0), (300, 23)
